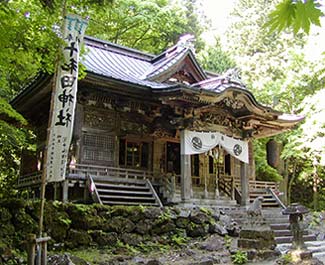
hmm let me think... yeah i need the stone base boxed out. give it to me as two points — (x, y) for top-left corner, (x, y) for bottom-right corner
(287, 249), (313, 261)
(238, 226), (276, 250)
(246, 249), (280, 261)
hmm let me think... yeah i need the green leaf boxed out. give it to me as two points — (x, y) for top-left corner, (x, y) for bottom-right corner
(265, 0), (296, 33)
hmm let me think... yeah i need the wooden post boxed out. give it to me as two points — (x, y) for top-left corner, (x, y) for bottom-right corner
(38, 1), (68, 239)
(26, 234), (36, 265)
(40, 233), (48, 265)
(240, 161), (250, 206)
(180, 130), (192, 202)
(62, 180), (69, 202)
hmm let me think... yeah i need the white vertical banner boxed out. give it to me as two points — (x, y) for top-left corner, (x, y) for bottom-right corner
(218, 133), (249, 164)
(181, 130), (249, 164)
(46, 14), (88, 183)
(182, 130), (219, 155)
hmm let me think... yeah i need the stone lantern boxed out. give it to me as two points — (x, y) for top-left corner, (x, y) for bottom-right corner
(282, 203), (309, 250)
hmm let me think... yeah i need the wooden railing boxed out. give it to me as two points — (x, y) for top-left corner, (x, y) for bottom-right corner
(17, 172), (42, 188)
(267, 187), (286, 208)
(234, 179), (280, 191)
(218, 176), (234, 199)
(86, 174), (102, 204)
(68, 164), (160, 184)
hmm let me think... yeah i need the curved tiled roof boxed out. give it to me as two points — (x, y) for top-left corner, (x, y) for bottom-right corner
(83, 37), (175, 89)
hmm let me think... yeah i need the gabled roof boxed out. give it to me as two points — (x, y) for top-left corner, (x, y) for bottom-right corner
(83, 35), (206, 88)
(83, 36), (174, 89)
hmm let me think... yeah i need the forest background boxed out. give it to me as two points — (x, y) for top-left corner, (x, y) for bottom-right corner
(0, 0), (324, 209)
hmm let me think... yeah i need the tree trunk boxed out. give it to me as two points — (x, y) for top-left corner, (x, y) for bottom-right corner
(288, 161), (297, 205)
(313, 164), (319, 211)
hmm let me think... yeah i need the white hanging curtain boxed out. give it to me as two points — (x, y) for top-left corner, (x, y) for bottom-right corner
(181, 130), (249, 164)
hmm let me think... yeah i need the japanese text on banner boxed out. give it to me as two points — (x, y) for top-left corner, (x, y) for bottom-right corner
(46, 14), (88, 182)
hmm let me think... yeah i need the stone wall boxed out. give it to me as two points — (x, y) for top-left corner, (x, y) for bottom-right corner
(0, 199), (238, 263)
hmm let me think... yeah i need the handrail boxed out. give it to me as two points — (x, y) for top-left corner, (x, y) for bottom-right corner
(219, 176), (234, 199)
(234, 179), (280, 191)
(267, 187), (286, 209)
(17, 172), (42, 188)
(68, 164), (160, 183)
(146, 179), (163, 207)
(234, 187), (242, 205)
(86, 174), (102, 205)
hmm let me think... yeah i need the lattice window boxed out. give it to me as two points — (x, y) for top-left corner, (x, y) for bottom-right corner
(82, 133), (115, 164)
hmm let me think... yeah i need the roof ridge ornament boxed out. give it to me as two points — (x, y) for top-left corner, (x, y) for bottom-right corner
(177, 34), (195, 53)
(223, 67), (244, 86)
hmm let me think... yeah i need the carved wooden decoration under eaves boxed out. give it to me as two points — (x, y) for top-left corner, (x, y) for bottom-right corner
(120, 120), (149, 135)
(222, 97), (245, 110)
(169, 70), (196, 85)
(84, 109), (116, 131)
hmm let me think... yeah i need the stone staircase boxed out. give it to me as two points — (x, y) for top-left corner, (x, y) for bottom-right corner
(262, 208), (317, 244)
(88, 175), (162, 206)
(249, 188), (279, 208)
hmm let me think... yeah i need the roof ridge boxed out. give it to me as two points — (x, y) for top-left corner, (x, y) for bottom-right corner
(84, 36), (154, 61)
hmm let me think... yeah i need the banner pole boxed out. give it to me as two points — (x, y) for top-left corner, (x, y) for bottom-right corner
(38, 0), (67, 238)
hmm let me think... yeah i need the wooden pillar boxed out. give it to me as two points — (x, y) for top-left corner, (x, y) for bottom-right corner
(180, 130), (192, 202)
(62, 180), (69, 202)
(240, 161), (250, 206)
(26, 234), (36, 265)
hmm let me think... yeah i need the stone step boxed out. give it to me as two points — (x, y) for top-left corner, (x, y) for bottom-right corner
(101, 200), (156, 206)
(275, 234), (317, 244)
(95, 182), (148, 190)
(97, 189), (152, 196)
(270, 223), (289, 230)
(277, 241), (325, 257)
(274, 229), (308, 237)
(266, 218), (290, 224)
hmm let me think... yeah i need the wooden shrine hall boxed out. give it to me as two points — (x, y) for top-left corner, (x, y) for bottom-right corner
(12, 35), (303, 208)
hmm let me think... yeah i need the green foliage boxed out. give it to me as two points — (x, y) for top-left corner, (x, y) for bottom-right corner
(85, 0), (208, 54)
(231, 250), (248, 264)
(158, 208), (172, 222)
(224, 235), (232, 249)
(281, 252), (294, 264)
(197, 37), (236, 74)
(0, 98), (35, 199)
(266, 0), (324, 34)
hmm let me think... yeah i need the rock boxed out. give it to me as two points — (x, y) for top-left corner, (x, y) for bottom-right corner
(132, 256), (146, 264)
(90, 230), (118, 246)
(151, 220), (176, 235)
(189, 209), (210, 224)
(105, 216), (136, 233)
(146, 259), (162, 265)
(186, 223), (209, 237)
(12, 208), (38, 234)
(176, 217), (190, 228)
(136, 219), (153, 235)
(200, 235), (224, 251)
(144, 207), (162, 219)
(191, 257), (214, 265)
(239, 227), (276, 250)
(67, 204), (104, 230)
(66, 229), (92, 248)
(178, 208), (191, 218)
(209, 223), (228, 236)
(45, 204), (71, 241)
(48, 253), (90, 265)
(121, 233), (143, 246)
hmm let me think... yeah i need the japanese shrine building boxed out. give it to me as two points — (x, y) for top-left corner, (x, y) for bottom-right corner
(12, 35), (303, 207)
